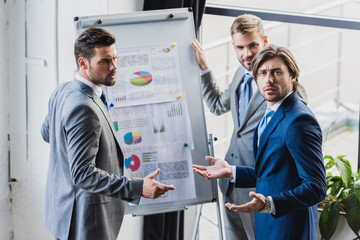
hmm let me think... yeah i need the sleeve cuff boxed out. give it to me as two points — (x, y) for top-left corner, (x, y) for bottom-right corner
(230, 165), (236, 183)
(201, 68), (211, 76)
(268, 196), (276, 215)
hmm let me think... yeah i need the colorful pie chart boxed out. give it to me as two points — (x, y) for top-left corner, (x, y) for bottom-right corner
(124, 132), (142, 145)
(163, 48), (170, 53)
(130, 71), (152, 86)
(125, 154), (141, 172)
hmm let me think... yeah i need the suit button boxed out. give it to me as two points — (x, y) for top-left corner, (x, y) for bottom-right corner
(231, 153), (234, 157)
(257, 178), (261, 183)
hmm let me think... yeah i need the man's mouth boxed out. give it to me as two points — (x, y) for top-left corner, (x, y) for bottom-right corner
(244, 59), (252, 65)
(264, 86), (276, 94)
(108, 72), (116, 78)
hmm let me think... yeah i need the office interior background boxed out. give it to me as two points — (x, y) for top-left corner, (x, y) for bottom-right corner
(0, 0), (359, 239)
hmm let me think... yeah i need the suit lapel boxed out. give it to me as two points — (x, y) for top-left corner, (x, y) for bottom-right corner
(239, 90), (265, 131)
(255, 109), (285, 163)
(231, 68), (245, 129)
(72, 80), (118, 139)
(93, 96), (118, 137)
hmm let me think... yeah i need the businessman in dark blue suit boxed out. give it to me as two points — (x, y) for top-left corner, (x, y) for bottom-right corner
(193, 44), (326, 240)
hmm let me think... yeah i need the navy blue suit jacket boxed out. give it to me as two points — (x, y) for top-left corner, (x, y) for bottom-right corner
(235, 92), (326, 240)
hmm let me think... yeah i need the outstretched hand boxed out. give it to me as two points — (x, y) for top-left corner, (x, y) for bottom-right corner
(191, 39), (209, 71)
(225, 191), (266, 213)
(192, 156), (233, 180)
(142, 169), (175, 199)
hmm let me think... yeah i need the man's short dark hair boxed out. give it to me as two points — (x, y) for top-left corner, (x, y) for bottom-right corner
(74, 27), (116, 68)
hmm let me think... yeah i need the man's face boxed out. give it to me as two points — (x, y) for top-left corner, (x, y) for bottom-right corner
(84, 44), (118, 87)
(232, 31), (267, 71)
(255, 57), (295, 106)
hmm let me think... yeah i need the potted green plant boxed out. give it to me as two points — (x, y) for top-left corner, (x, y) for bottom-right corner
(319, 155), (360, 240)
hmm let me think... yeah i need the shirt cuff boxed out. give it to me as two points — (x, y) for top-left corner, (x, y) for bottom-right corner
(268, 196), (276, 214)
(230, 165), (236, 183)
(200, 68), (211, 76)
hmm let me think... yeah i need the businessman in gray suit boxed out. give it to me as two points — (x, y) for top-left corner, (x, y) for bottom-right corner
(192, 14), (307, 240)
(41, 27), (175, 240)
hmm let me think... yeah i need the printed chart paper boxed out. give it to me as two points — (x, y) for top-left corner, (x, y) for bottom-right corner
(107, 41), (197, 204)
(107, 43), (182, 107)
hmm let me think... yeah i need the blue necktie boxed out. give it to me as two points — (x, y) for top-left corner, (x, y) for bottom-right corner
(257, 108), (275, 140)
(100, 91), (109, 111)
(238, 73), (253, 125)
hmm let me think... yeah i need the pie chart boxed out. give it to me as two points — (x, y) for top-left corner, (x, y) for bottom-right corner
(163, 48), (170, 53)
(124, 132), (142, 145)
(125, 154), (141, 172)
(130, 71), (152, 86)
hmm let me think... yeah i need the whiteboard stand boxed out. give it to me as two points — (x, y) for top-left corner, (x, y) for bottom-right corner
(192, 134), (224, 240)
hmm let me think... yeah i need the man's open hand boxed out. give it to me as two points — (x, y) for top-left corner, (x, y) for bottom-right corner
(192, 156), (233, 180)
(142, 169), (175, 199)
(225, 191), (266, 213)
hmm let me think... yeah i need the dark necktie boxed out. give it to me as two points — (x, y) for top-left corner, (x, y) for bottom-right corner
(257, 108), (275, 140)
(238, 73), (253, 126)
(100, 91), (109, 111)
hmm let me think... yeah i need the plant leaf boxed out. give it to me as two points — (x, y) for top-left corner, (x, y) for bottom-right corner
(341, 188), (351, 200)
(327, 176), (343, 197)
(324, 155), (335, 170)
(334, 156), (352, 188)
(319, 201), (340, 240)
(354, 180), (360, 202)
(345, 188), (360, 236)
(330, 179), (343, 197)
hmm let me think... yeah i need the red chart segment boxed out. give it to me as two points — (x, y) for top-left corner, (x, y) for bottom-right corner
(125, 154), (141, 172)
(130, 71), (152, 86)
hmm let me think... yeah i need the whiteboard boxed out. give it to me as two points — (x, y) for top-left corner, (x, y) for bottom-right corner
(74, 8), (216, 216)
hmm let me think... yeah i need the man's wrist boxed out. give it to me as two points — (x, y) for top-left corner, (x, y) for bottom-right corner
(260, 197), (271, 214)
(200, 68), (211, 76)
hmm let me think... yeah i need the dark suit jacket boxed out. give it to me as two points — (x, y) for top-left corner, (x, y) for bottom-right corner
(235, 92), (326, 240)
(41, 79), (143, 240)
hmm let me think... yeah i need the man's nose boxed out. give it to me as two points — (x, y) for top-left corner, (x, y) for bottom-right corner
(243, 48), (252, 58)
(265, 73), (273, 84)
(110, 59), (117, 70)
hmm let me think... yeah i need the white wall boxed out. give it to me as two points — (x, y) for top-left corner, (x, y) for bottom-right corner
(2, 0), (197, 239)
(0, 1), (11, 239)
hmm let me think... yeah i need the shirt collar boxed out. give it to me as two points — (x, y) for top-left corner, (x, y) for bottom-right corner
(75, 73), (102, 98)
(268, 91), (293, 112)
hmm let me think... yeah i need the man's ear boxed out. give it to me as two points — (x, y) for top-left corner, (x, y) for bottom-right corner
(78, 57), (88, 69)
(264, 36), (268, 46)
(290, 74), (296, 82)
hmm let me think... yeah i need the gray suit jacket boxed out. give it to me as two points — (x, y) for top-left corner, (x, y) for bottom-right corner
(201, 67), (308, 198)
(41, 79), (143, 240)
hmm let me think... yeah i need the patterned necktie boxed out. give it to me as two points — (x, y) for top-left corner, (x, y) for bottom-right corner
(100, 91), (109, 111)
(257, 108), (275, 140)
(238, 73), (253, 126)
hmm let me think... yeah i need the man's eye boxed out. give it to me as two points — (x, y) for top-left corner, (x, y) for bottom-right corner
(250, 43), (258, 49)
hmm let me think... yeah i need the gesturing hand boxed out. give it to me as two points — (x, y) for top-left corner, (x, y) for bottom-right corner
(225, 191), (266, 213)
(142, 169), (175, 199)
(192, 156), (233, 180)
